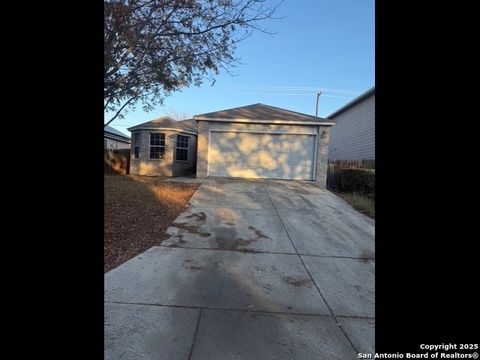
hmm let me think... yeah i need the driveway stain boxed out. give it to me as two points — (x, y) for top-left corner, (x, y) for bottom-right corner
(359, 249), (375, 261)
(282, 276), (313, 288)
(173, 222), (211, 237)
(183, 259), (205, 270)
(185, 212), (207, 222)
(185, 264), (205, 270)
(213, 226), (257, 251)
(248, 225), (271, 240)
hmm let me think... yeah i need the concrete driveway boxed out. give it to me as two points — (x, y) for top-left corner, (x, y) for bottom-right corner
(105, 179), (375, 359)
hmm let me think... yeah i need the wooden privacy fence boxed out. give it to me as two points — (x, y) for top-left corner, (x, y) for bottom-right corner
(326, 159), (375, 190)
(104, 149), (130, 175)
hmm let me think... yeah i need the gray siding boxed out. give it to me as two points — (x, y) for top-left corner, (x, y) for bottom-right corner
(328, 94), (375, 161)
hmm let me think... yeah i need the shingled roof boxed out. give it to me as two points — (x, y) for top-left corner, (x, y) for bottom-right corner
(327, 87), (375, 119)
(104, 125), (130, 140)
(127, 117), (198, 134)
(194, 103), (330, 122)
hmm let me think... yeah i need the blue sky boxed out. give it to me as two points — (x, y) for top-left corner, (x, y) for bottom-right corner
(107, 0), (375, 136)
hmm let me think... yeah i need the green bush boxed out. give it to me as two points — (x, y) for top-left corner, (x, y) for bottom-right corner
(339, 168), (375, 194)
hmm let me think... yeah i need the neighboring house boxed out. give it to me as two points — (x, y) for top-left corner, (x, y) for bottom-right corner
(194, 104), (334, 182)
(127, 117), (198, 177)
(327, 87), (375, 161)
(127, 104), (335, 183)
(104, 125), (131, 150)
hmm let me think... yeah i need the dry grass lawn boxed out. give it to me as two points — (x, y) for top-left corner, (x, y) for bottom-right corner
(104, 175), (199, 272)
(336, 192), (375, 219)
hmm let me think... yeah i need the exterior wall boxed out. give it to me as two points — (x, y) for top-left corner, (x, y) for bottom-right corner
(104, 137), (131, 150)
(315, 126), (331, 187)
(196, 121), (209, 178)
(129, 129), (197, 177)
(328, 94), (375, 160)
(196, 120), (331, 185)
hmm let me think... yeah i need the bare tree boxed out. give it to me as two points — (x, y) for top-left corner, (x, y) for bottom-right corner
(104, 0), (281, 127)
(165, 107), (192, 121)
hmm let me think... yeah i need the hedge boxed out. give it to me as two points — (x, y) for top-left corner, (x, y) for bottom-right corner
(338, 168), (375, 194)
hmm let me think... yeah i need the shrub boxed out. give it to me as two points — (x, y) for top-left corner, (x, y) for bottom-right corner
(339, 168), (375, 194)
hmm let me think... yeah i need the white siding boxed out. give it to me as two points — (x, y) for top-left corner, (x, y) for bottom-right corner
(328, 94), (375, 160)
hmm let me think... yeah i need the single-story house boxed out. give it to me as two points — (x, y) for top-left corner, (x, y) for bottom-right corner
(128, 103), (335, 184)
(127, 117), (198, 177)
(327, 87), (375, 161)
(104, 125), (131, 150)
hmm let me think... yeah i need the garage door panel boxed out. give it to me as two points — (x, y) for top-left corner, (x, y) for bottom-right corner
(208, 131), (316, 180)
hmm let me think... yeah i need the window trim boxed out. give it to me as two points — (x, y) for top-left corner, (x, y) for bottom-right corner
(175, 135), (189, 162)
(133, 132), (140, 159)
(149, 132), (165, 160)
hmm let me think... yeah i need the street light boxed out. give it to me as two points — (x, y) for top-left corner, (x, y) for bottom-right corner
(315, 90), (322, 117)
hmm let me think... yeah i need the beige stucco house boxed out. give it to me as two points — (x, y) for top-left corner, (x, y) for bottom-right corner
(194, 104), (334, 183)
(128, 104), (335, 184)
(128, 117), (198, 177)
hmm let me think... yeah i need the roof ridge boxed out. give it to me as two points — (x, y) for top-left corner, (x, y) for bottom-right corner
(194, 103), (326, 120)
(194, 103), (263, 116)
(255, 103), (321, 119)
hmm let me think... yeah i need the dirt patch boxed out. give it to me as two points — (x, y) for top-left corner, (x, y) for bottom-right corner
(225, 222), (236, 226)
(185, 212), (207, 222)
(173, 222), (211, 237)
(104, 175), (199, 272)
(282, 276), (313, 288)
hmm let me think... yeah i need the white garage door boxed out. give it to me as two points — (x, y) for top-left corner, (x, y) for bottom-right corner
(208, 131), (317, 180)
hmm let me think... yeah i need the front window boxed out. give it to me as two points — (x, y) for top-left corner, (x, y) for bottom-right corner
(133, 133), (140, 159)
(150, 133), (165, 159)
(176, 135), (189, 161)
